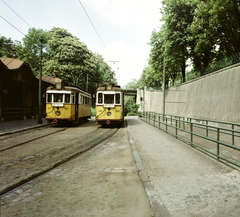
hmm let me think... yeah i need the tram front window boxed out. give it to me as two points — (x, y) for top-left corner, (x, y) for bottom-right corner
(54, 94), (63, 102)
(104, 94), (114, 104)
(98, 93), (103, 103)
(65, 94), (70, 103)
(47, 94), (52, 103)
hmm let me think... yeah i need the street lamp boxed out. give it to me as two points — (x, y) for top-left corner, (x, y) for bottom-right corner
(163, 56), (165, 116)
(38, 38), (43, 124)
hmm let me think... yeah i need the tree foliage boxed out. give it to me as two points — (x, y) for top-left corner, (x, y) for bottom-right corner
(124, 96), (139, 116)
(15, 28), (50, 75)
(0, 36), (13, 58)
(145, 0), (240, 88)
(5, 27), (115, 96)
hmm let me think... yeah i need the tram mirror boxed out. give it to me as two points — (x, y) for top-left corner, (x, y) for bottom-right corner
(140, 97), (143, 101)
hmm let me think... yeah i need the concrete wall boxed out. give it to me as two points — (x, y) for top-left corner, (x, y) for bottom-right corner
(137, 63), (240, 123)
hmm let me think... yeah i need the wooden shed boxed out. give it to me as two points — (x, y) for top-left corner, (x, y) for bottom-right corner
(0, 57), (49, 122)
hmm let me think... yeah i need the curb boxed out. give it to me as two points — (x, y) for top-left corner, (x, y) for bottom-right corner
(127, 121), (171, 217)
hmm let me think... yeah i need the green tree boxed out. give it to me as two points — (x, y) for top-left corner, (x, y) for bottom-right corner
(124, 78), (139, 89)
(190, 0), (240, 63)
(43, 27), (94, 85)
(124, 96), (139, 116)
(44, 27), (116, 95)
(15, 28), (50, 75)
(0, 36), (13, 57)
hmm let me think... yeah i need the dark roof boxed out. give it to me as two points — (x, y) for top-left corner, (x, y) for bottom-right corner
(0, 57), (26, 70)
(36, 75), (62, 85)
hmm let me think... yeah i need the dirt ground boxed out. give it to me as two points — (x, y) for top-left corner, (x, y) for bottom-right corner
(0, 122), (154, 216)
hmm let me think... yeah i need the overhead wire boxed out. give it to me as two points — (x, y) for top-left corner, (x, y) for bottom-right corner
(1, 0), (112, 61)
(1, 0), (32, 28)
(78, 0), (113, 60)
(0, 14), (27, 37)
(0, 1), (42, 44)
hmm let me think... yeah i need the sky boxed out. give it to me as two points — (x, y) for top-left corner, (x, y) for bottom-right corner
(0, 0), (162, 87)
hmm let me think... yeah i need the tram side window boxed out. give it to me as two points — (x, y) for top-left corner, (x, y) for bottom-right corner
(115, 93), (120, 104)
(85, 97), (88, 104)
(47, 94), (52, 103)
(54, 94), (63, 102)
(79, 94), (82, 104)
(98, 93), (103, 104)
(65, 94), (70, 103)
(71, 94), (75, 104)
(104, 94), (114, 104)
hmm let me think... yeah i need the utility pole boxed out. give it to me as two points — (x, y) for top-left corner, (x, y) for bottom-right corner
(38, 38), (43, 124)
(163, 56), (166, 115)
(86, 74), (88, 92)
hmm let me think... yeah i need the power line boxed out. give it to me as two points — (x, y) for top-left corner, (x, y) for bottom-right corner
(0, 9), (26, 34)
(1, 0), (32, 28)
(78, 0), (112, 60)
(0, 14), (26, 37)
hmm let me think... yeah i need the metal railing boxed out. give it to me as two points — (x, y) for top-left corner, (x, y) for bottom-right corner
(140, 112), (240, 168)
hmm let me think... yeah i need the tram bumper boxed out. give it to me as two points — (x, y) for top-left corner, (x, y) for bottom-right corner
(53, 119), (58, 124)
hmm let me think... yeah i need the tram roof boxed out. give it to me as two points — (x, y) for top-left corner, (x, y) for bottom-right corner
(97, 82), (123, 92)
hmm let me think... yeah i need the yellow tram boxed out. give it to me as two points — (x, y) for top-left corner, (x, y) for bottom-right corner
(45, 82), (91, 125)
(96, 83), (124, 126)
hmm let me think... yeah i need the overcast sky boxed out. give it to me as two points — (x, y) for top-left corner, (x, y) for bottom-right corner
(0, 0), (162, 86)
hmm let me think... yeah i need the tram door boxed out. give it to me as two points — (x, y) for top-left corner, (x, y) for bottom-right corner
(75, 92), (79, 121)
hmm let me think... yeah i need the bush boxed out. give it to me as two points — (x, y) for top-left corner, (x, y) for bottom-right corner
(91, 107), (96, 116)
(126, 112), (138, 116)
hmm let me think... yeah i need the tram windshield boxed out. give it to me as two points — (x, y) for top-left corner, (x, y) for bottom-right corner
(104, 94), (114, 104)
(47, 93), (71, 103)
(47, 94), (52, 103)
(65, 94), (70, 103)
(54, 94), (63, 102)
(98, 93), (103, 103)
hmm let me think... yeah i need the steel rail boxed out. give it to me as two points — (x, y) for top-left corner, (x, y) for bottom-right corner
(0, 128), (66, 153)
(0, 128), (100, 168)
(0, 127), (119, 198)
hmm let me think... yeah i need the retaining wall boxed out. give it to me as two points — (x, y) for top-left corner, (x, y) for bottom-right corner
(137, 63), (240, 123)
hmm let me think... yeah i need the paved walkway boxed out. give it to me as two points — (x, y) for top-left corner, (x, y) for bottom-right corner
(126, 116), (240, 217)
(0, 118), (48, 135)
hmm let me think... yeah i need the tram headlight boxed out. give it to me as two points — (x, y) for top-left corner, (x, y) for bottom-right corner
(107, 112), (111, 116)
(55, 110), (61, 116)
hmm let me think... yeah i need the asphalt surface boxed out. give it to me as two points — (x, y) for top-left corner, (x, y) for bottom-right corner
(126, 116), (240, 217)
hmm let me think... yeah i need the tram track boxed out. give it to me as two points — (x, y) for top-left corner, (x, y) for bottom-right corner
(0, 127), (100, 167)
(0, 126), (119, 197)
(0, 127), (67, 153)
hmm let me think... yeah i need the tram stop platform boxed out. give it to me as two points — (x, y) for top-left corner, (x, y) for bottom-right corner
(0, 118), (48, 135)
(126, 116), (240, 217)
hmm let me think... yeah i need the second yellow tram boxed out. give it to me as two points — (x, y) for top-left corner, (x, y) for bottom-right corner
(96, 83), (124, 126)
